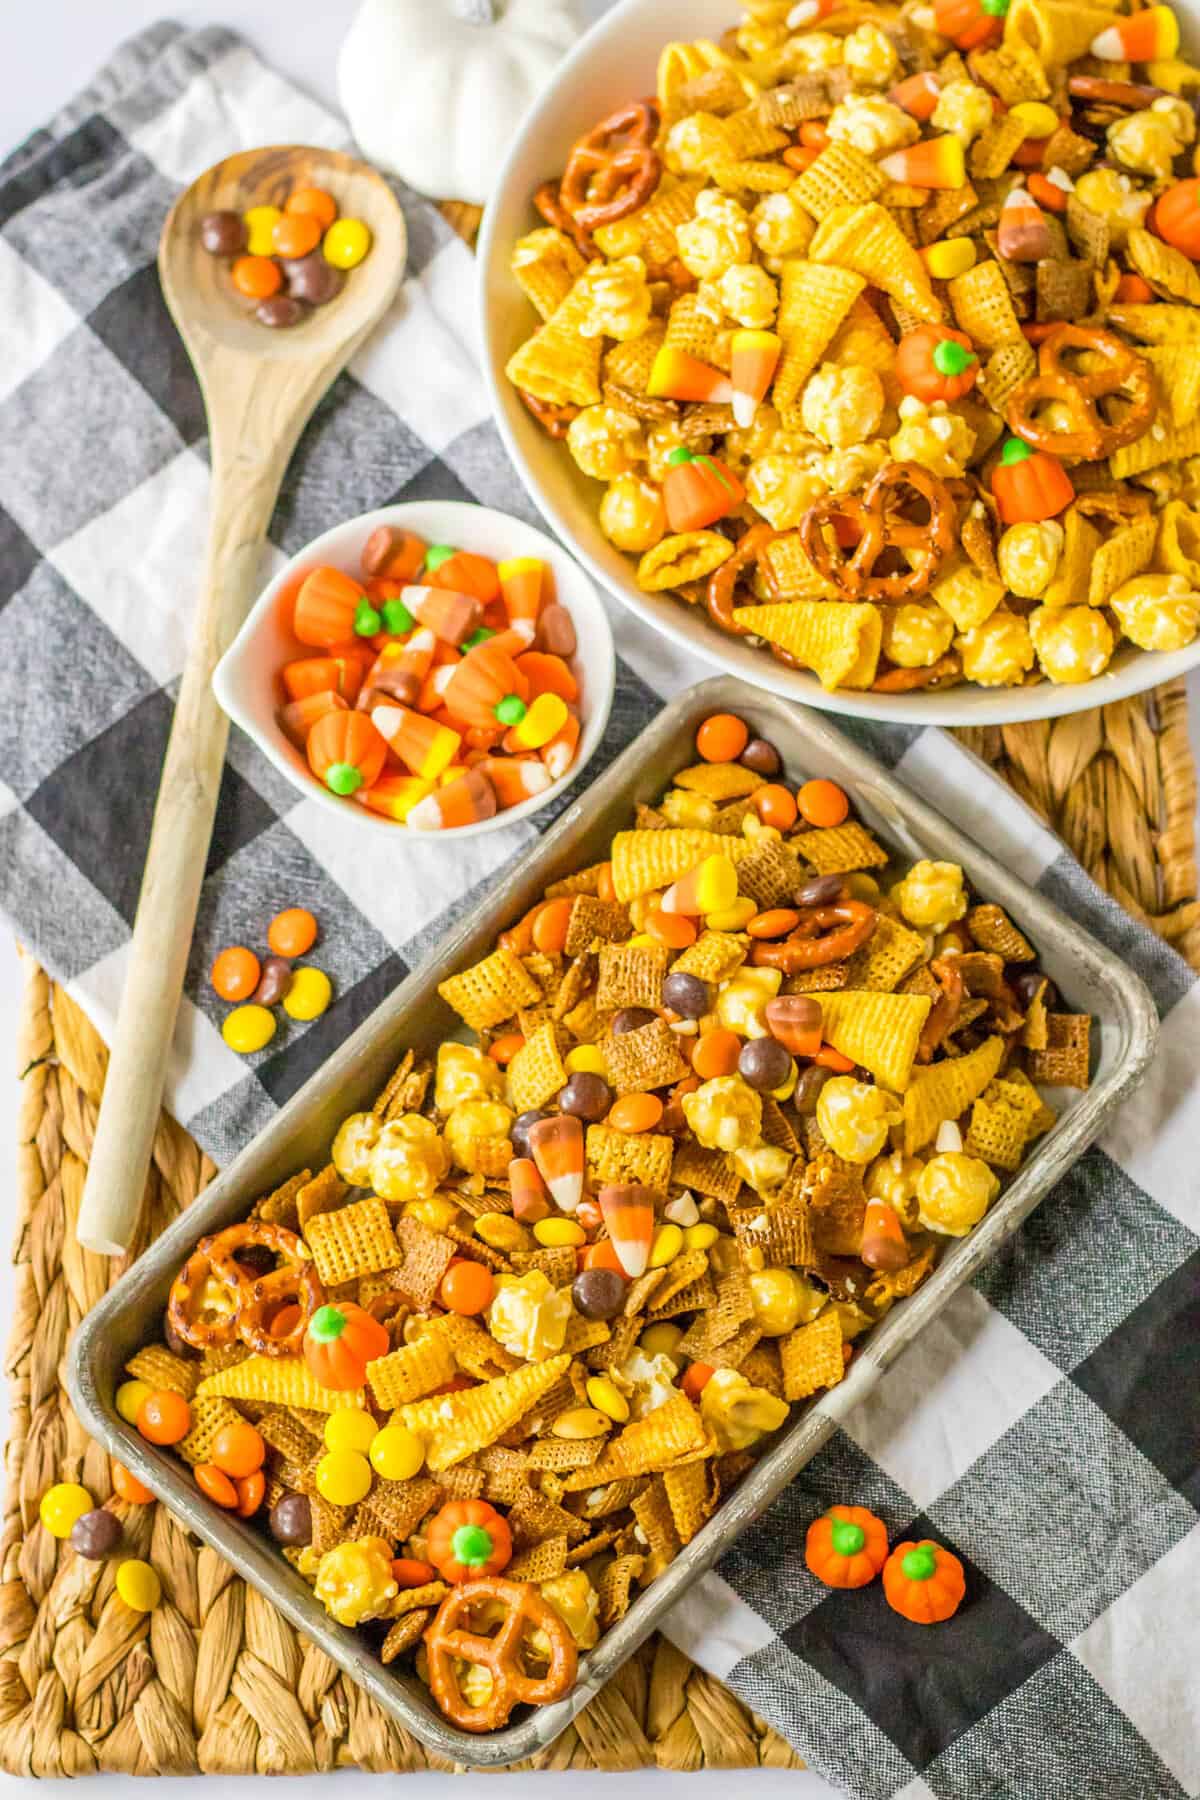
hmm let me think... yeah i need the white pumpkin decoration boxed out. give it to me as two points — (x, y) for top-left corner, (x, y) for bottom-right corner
(338, 0), (582, 207)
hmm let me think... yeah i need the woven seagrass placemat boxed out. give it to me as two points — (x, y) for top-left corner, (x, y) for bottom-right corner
(2, 557), (1196, 1773)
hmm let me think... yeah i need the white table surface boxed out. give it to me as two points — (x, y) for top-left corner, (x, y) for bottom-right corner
(0, 4), (1197, 1795)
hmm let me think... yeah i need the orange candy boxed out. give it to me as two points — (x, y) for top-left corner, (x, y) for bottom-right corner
(531, 896), (574, 955)
(231, 254), (282, 300)
(691, 1029), (741, 1079)
(681, 1362), (715, 1399)
(136, 1391), (192, 1446)
(646, 909), (698, 950)
(235, 1470), (266, 1518)
(754, 784), (798, 831)
(815, 1044), (856, 1073)
(596, 863), (617, 904)
(488, 1031), (526, 1065)
(747, 908), (800, 940)
(607, 1092), (664, 1134)
(209, 1422), (265, 1480)
(211, 945), (261, 1001)
(393, 1556), (438, 1588)
(798, 778), (849, 828)
(112, 1462), (154, 1504)
(696, 713), (749, 763)
(271, 212), (322, 258)
(1113, 273), (1155, 303)
(268, 907), (318, 957)
(195, 1464), (239, 1509)
(286, 186), (338, 229)
(798, 120), (829, 148)
(439, 1260), (495, 1316)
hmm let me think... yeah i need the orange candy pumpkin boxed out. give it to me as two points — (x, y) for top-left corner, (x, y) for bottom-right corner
(293, 566), (378, 647)
(896, 325), (978, 404)
(303, 1301), (390, 1389)
(424, 546), (500, 604)
(805, 1505), (889, 1588)
(306, 709), (388, 797)
(882, 1539), (966, 1623)
(933, 0), (1007, 49)
(662, 447), (746, 533)
(426, 1498), (513, 1583)
(1154, 177), (1200, 260)
(991, 437), (1074, 525)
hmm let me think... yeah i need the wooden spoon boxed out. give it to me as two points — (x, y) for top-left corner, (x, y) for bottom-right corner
(77, 145), (406, 1256)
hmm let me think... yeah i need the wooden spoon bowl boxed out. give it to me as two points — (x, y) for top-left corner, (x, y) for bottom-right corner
(160, 143), (406, 364)
(77, 146), (405, 1257)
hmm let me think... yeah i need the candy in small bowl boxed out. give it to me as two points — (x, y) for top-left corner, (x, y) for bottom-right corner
(213, 502), (615, 839)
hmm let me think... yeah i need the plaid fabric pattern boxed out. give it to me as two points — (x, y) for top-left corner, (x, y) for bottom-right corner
(0, 26), (1196, 1799)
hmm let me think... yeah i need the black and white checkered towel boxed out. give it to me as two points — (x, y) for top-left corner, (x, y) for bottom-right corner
(0, 25), (1196, 1798)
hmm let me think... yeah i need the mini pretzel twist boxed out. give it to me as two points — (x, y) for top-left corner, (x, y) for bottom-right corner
(1004, 323), (1155, 463)
(917, 956), (964, 1061)
(560, 100), (662, 234)
(532, 180), (600, 260)
(800, 461), (957, 603)
(749, 899), (877, 971)
(425, 1576), (578, 1732)
(167, 1221), (325, 1358)
(518, 389), (580, 438)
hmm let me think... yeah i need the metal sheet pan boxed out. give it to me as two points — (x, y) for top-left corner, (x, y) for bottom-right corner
(68, 675), (1158, 1768)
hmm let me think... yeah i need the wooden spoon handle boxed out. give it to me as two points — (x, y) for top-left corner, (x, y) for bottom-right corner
(77, 447), (289, 1255)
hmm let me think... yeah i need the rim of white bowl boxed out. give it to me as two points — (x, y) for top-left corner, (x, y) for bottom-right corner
(212, 500), (616, 840)
(474, 0), (1200, 728)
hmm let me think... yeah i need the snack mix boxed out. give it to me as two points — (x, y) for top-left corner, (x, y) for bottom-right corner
(138, 710), (1089, 1731)
(275, 533), (583, 828)
(200, 183), (373, 329)
(505, 0), (1200, 693)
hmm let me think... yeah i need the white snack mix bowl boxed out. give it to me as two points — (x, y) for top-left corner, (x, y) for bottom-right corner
(213, 500), (615, 840)
(477, 0), (1200, 727)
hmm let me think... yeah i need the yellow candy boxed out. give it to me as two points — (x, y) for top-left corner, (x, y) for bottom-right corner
(323, 217), (372, 268)
(640, 1321), (684, 1359)
(585, 1376), (630, 1423)
(533, 1217), (586, 1248)
(222, 1003), (276, 1054)
(243, 204), (282, 255)
(369, 1425), (425, 1481)
(507, 692), (567, 750)
(116, 1559), (161, 1613)
(315, 1449), (373, 1506)
(706, 898), (757, 930)
(324, 1410), (379, 1455)
(770, 1061), (798, 1102)
(921, 238), (976, 279)
(628, 933), (659, 947)
(682, 1222), (719, 1251)
(1011, 100), (1059, 138)
(284, 966), (333, 1021)
(39, 1482), (93, 1539)
(551, 1407), (611, 1440)
(116, 1379), (153, 1426)
(565, 1045), (606, 1076)
(649, 1223), (684, 1267)
(475, 1212), (530, 1253)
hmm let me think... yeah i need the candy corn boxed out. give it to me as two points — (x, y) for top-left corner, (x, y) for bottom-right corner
(730, 329), (782, 427)
(497, 557), (545, 645)
(355, 771), (434, 821)
(647, 345), (734, 404)
(402, 585), (483, 646)
(1027, 168), (1072, 214)
(1091, 5), (1178, 61)
(996, 185), (1054, 262)
(889, 71), (942, 121)
(787, 0), (836, 23)
(921, 238), (976, 279)
(540, 712), (581, 783)
(661, 854), (739, 917)
(407, 766), (498, 831)
(503, 691), (568, 752)
(598, 1184), (656, 1280)
(861, 1197), (909, 1272)
(878, 136), (966, 189)
(370, 702), (462, 779)
(480, 756), (553, 807)
(363, 627), (438, 708)
(510, 1156), (551, 1225)
(528, 1114), (584, 1215)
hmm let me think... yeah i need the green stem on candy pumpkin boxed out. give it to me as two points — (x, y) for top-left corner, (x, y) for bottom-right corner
(932, 339), (976, 376)
(665, 445), (736, 493)
(325, 762), (364, 797)
(354, 599), (383, 636)
(452, 1523), (495, 1567)
(901, 1545), (938, 1581)
(308, 1304), (348, 1343)
(830, 1519), (866, 1556)
(424, 544), (457, 573)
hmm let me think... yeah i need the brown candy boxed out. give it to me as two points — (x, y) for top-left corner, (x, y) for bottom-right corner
(793, 1063), (833, 1117)
(200, 210), (246, 256)
(256, 295), (306, 329)
(269, 1493), (312, 1546)
(70, 1508), (122, 1560)
(572, 1267), (625, 1320)
(795, 876), (844, 908)
(537, 603), (577, 657)
(740, 737), (781, 777)
(252, 956), (293, 1007)
(282, 251), (346, 306)
(738, 1035), (792, 1092)
(558, 1071), (612, 1122)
